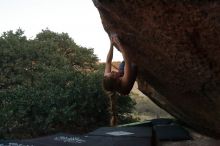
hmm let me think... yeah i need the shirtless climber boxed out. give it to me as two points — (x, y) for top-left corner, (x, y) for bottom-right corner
(103, 34), (137, 95)
(103, 33), (137, 126)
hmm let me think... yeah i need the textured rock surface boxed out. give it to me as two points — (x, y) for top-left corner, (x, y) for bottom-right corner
(93, 0), (220, 138)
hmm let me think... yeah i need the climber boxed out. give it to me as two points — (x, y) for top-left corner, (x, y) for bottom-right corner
(103, 34), (137, 95)
(103, 34), (137, 127)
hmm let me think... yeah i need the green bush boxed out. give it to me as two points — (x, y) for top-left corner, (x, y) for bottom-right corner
(0, 29), (135, 139)
(0, 67), (135, 139)
(0, 71), (106, 138)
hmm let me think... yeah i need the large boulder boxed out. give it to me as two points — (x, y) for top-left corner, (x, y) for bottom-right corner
(93, 0), (220, 138)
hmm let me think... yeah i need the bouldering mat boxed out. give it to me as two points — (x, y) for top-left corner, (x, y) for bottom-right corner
(153, 124), (192, 141)
(118, 120), (152, 127)
(151, 118), (174, 126)
(0, 128), (153, 146)
(0, 118), (192, 146)
(88, 126), (152, 138)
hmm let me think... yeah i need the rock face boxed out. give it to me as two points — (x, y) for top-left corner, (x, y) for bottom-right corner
(92, 0), (220, 138)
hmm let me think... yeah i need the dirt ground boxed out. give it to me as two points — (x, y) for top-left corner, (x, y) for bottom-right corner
(130, 82), (220, 146)
(130, 82), (172, 121)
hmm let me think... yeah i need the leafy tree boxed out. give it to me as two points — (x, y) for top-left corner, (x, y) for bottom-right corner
(35, 29), (98, 71)
(0, 29), (30, 89)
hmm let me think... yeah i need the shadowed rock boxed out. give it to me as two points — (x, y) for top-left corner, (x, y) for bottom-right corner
(93, 0), (220, 138)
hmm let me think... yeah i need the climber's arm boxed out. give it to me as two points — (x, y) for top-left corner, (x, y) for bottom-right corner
(119, 48), (137, 95)
(112, 35), (137, 95)
(104, 41), (114, 75)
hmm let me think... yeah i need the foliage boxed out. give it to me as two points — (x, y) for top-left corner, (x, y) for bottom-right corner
(0, 29), (135, 139)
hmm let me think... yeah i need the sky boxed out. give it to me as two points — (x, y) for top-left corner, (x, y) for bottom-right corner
(0, 0), (123, 62)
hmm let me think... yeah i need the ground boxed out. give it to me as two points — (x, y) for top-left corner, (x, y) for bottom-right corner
(130, 82), (172, 121)
(130, 82), (220, 146)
